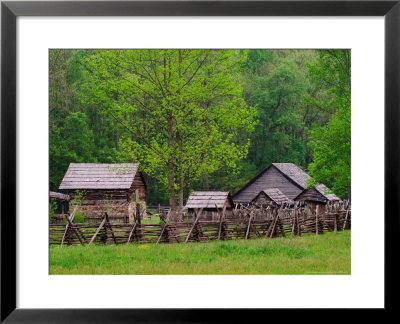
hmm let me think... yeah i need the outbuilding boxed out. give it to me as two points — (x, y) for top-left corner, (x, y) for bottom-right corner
(294, 184), (341, 204)
(49, 191), (70, 221)
(250, 188), (293, 207)
(59, 163), (146, 223)
(185, 191), (234, 221)
(232, 163), (339, 206)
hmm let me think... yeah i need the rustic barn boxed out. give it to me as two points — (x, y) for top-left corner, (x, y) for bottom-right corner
(294, 184), (341, 203)
(49, 191), (70, 215)
(250, 188), (293, 207)
(294, 183), (341, 222)
(185, 191), (234, 221)
(59, 163), (146, 222)
(232, 162), (339, 205)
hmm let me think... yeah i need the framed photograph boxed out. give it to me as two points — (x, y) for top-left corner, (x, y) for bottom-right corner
(1, 0), (398, 322)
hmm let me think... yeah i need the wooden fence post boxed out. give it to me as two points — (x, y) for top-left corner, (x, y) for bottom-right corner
(245, 211), (253, 240)
(156, 210), (171, 244)
(342, 209), (350, 230)
(64, 211), (87, 245)
(291, 209), (296, 236)
(217, 206), (226, 240)
(89, 215), (107, 245)
(296, 211), (301, 236)
(61, 206), (78, 246)
(127, 220), (138, 244)
(267, 207), (279, 238)
(334, 213), (338, 232)
(105, 212), (117, 244)
(185, 208), (203, 243)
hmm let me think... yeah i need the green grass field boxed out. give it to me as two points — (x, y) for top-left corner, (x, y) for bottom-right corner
(49, 230), (350, 275)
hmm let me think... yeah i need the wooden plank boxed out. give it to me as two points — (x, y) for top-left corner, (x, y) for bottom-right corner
(217, 205), (226, 240)
(334, 213), (338, 232)
(245, 212), (253, 240)
(342, 209), (350, 230)
(185, 208), (203, 243)
(127, 221), (138, 243)
(105, 212), (117, 244)
(61, 206), (78, 245)
(297, 211), (301, 236)
(156, 210), (171, 244)
(64, 211), (87, 245)
(269, 210), (280, 238)
(291, 209), (296, 236)
(266, 208), (278, 238)
(89, 216), (107, 245)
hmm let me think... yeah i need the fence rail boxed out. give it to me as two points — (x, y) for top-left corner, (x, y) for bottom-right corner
(50, 202), (351, 246)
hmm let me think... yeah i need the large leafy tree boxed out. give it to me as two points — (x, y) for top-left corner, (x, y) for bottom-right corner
(84, 49), (256, 216)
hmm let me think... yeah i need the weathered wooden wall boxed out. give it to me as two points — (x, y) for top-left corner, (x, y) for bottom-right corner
(127, 172), (147, 202)
(69, 189), (130, 222)
(187, 208), (234, 221)
(67, 172), (147, 223)
(233, 165), (303, 203)
(295, 188), (328, 203)
(251, 192), (273, 206)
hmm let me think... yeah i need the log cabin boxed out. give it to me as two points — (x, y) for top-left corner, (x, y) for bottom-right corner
(49, 191), (70, 215)
(250, 188), (293, 207)
(59, 163), (146, 223)
(185, 191), (234, 221)
(294, 184), (341, 204)
(232, 162), (339, 205)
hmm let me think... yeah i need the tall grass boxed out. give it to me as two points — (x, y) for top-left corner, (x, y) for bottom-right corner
(50, 230), (350, 275)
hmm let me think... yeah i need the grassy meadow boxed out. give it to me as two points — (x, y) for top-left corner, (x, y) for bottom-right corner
(50, 230), (350, 275)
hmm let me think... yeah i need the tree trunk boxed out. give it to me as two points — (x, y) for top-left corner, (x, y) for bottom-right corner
(167, 158), (176, 205)
(178, 185), (184, 221)
(201, 174), (210, 190)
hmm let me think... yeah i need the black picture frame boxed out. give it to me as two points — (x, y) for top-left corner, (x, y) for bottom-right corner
(1, 0), (398, 322)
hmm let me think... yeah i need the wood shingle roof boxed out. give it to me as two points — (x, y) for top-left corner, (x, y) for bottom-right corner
(313, 184), (341, 201)
(271, 163), (309, 188)
(252, 188), (293, 206)
(49, 191), (70, 201)
(185, 191), (233, 209)
(59, 163), (138, 190)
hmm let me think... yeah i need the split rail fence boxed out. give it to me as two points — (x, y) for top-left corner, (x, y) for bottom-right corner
(50, 202), (351, 246)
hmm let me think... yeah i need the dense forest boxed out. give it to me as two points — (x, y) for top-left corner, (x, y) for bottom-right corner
(49, 49), (350, 206)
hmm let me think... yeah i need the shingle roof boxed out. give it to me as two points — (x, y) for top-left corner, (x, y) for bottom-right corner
(252, 188), (293, 206)
(49, 191), (70, 201)
(185, 191), (233, 209)
(272, 163), (309, 188)
(272, 163), (340, 200)
(59, 163), (138, 190)
(314, 184), (341, 201)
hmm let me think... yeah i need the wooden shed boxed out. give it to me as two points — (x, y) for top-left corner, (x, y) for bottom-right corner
(59, 163), (146, 223)
(250, 188), (293, 207)
(232, 163), (337, 205)
(49, 191), (70, 215)
(294, 184), (341, 221)
(294, 184), (341, 204)
(185, 191), (234, 221)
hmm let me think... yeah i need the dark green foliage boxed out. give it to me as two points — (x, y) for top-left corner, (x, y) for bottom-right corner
(306, 50), (351, 198)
